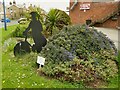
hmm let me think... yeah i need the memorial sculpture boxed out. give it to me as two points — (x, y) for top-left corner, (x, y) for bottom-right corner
(14, 12), (47, 56)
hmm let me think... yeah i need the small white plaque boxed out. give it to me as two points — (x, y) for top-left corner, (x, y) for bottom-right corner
(37, 56), (45, 66)
(80, 4), (90, 10)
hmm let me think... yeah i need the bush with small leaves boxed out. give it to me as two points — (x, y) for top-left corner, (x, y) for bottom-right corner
(12, 25), (32, 38)
(40, 25), (118, 84)
(12, 26), (26, 37)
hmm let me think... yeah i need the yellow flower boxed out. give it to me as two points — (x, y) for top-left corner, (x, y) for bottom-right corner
(41, 83), (44, 86)
(2, 80), (5, 83)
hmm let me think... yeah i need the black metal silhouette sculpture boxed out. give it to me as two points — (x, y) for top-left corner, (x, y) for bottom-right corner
(14, 36), (31, 56)
(23, 12), (47, 53)
(14, 12), (47, 56)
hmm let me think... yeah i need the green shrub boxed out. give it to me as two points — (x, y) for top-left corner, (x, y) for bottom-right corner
(12, 25), (46, 38)
(12, 25), (28, 38)
(39, 25), (118, 84)
(44, 9), (71, 35)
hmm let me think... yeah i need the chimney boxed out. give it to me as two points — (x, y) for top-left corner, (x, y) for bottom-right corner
(13, 0), (16, 5)
(9, 2), (12, 5)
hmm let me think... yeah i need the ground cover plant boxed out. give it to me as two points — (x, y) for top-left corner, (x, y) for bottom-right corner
(39, 25), (118, 87)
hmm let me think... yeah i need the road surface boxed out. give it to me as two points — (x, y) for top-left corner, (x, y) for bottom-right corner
(95, 27), (120, 50)
(0, 20), (18, 28)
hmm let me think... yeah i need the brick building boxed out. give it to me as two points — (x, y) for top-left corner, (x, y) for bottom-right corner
(0, 1), (10, 19)
(69, 0), (120, 29)
(0, 1), (3, 19)
(6, 0), (27, 19)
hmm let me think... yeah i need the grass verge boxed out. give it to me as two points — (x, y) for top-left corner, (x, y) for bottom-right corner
(0, 51), (1, 89)
(1, 25), (18, 43)
(2, 52), (81, 88)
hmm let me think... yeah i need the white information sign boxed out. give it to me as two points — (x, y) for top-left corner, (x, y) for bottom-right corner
(37, 56), (45, 66)
(80, 4), (90, 10)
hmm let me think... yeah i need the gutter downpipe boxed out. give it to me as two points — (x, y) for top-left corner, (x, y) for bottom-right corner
(70, 0), (78, 10)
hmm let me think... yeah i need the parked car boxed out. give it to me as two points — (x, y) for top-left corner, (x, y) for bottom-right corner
(1, 18), (11, 23)
(18, 18), (27, 24)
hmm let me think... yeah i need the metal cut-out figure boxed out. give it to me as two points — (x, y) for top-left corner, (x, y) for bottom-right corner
(23, 12), (47, 53)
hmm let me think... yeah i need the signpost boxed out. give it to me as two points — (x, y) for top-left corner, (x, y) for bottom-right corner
(3, 0), (7, 30)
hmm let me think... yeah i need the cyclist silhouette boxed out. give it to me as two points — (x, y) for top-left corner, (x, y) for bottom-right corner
(23, 12), (47, 53)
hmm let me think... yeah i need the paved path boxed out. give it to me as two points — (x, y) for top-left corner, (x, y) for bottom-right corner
(95, 27), (120, 50)
(0, 20), (18, 28)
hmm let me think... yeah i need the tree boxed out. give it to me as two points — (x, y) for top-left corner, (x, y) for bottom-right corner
(44, 9), (71, 35)
(24, 5), (46, 23)
(35, 7), (46, 23)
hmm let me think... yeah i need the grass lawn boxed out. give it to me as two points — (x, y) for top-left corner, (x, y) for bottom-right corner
(1, 25), (18, 43)
(2, 52), (80, 88)
(0, 55), (1, 89)
(1, 25), (119, 88)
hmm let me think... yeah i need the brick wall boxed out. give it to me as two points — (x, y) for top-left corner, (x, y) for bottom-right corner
(69, 1), (119, 28)
(94, 17), (119, 29)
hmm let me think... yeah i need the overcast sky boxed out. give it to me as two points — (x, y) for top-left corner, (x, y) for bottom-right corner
(0, 0), (119, 12)
(0, 0), (70, 12)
